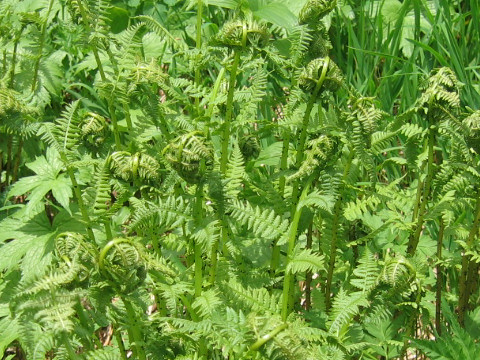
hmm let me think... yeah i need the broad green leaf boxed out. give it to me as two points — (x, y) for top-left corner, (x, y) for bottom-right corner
(254, 3), (297, 30)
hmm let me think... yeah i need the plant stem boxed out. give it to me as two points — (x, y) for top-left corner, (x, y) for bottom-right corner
(114, 327), (129, 360)
(194, 183), (204, 297)
(62, 154), (96, 242)
(305, 223), (314, 310)
(250, 323), (288, 351)
(407, 125), (435, 255)
(12, 138), (23, 183)
(123, 298), (146, 360)
(281, 179), (312, 321)
(194, 0), (203, 115)
(325, 151), (353, 311)
(458, 188), (480, 325)
(435, 217), (445, 334)
(31, 0), (54, 91)
(220, 51), (241, 174)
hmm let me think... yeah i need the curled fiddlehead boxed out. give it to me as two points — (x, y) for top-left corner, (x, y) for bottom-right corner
(463, 110), (480, 154)
(110, 151), (160, 181)
(162, 131), (214, 184)
(299, 0), (337, 25)
(288, 134), (338, 182)
(239, 133), (261, 160)
(98, 237), (146, 294)
(215, 18), (269, 50)
(299, 57), (344, 93)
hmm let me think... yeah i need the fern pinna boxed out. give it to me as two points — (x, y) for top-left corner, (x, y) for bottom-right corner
(1, 0), (480, 359)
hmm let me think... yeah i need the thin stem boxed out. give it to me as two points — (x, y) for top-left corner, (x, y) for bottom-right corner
(12, 138), (23, 183)
(250, 323), (288, 351)
(325, 151), (353, 311)
(63, 156), (96, 242)
(194, 183), (204, 297)
(435, 217), (445, 334)
(305, 223), (314, 310)
(123, 298), (146, 360)
(407, 126), (435, 255)
(114, 327), (128, 360)
(194, 0), (203, 115)
(458, 188), (480, 325)
(220, 51), (241, 174)
(31, 0), (54, 91)
(281, 179), (313, 321)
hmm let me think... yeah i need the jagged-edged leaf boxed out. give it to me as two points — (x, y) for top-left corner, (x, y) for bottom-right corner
(228, 200), (289, 240)
(287, 247), (325, 274)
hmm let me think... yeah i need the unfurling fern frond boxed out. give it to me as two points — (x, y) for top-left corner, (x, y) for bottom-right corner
(214, 19), (269, 50)
(288, 134), (338, 182)
(299, 57), (344, 93)
(228, 200), (289, 240)
(110, 151), (160, 181)
(163, 131), (214, 184)
(98, 238), (146, 294)
(299, 0), (337, 25)
(463, 110), (480, 154)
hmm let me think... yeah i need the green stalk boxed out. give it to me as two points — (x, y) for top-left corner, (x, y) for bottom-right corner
(61, 332), (81, 360)
(325, 151), (353, 311)
(458, 188), (480, 325)
(305, 223), (314, 310)
(114, 327), (129, 360)
(407, 125), (436, 255)
(220, 51), (241, 173)
(62, 153), (96, 242)
(193, 179), (205, 296)
(194, 0), (203, 115)
(75, 0), (106, 82)
(108, 101), (122, 150)
(12, 138), (23, 183)
(5, 136), (12, 187)
(271, 60), (330, 278)
(435, 217), (445, 334)
(31, 0), (54, 91)
(9, 26), (25, 88)
(281, 179), (312, 321)
(123, 298), (147, 360)
(250, 323), (288, 351)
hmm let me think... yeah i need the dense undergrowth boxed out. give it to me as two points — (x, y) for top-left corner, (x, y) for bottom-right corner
(1, 0), (480, 359)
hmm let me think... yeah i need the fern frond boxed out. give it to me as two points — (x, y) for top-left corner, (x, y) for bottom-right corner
(327, 289), (369, 337)
(228, 200), (289, 240)
(287, 247), (325, 274)
(222, 280), (281, 314)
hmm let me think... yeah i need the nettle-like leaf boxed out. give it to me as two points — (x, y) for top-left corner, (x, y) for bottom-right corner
(8, 147), (73, 215)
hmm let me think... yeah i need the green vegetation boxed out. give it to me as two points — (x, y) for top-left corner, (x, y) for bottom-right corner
(1, 0), (480, 359)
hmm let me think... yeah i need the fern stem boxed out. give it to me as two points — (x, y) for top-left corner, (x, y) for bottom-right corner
(64, 158), (96, 242)
(31, 0), (54, 92)
(305, 223), (314, 310)
(193, 182), (204, 297)
(61, 332), (81, 360)
(250, 323), (288, 351)
(5, 135), (12, 187)
(9, 26), (24, 87)
(12, 138), (23, 183)
(114, 327), (129, 360)
(458, 187), (480, 325)
(407, 126), (436, 255)
(123, 298), (147, 360)
(194, 0), (203, 115)
(220, 51), (241, 174)
(325, 151), (353, 311)
(281, 179), (312, 321)
(206, 68), (226, 120)
(435, 217), (445, 334)
(108, 102), (122, 150)
(75, 0), (107, 82)
(178, 294), (199, 321)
